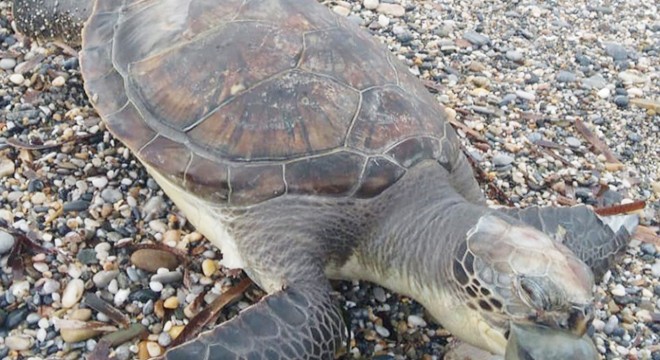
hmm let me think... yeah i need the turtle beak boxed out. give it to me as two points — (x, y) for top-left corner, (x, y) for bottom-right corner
(505, 322), (599, 360)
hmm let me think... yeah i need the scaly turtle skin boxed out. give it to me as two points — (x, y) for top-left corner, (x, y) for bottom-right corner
(13, 1), (638, 359)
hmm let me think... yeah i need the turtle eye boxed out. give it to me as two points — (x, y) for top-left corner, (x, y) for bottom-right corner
(518, 276), (551, 311)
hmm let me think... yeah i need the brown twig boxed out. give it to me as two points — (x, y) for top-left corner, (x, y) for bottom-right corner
(574, 119), (621, 164)
(167, 278), (252, 349)
(593, 200), (646, 216)
(4, 133), (97, 151)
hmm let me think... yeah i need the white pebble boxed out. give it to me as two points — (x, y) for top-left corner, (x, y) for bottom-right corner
(375, 325), (390, 337)
(610, 284), (626, 297)
(9, 73), (25, 85)
(378, 14), (390, 27)
(114, 288), (131, 306)
(11, 280), (31, 298)
(147, 342), (162, 357)
(37, 328), (48, 342)
(597, 87), (611, 99)
(5, 335), (33, 351)
(62, 279), (85, 308)
(33, 262), (49, 273)
(407, 315), (427, 328)
(149, 281), (164, 292)
(363, 0), (379, 10)
(51, 76), (66, 87)
(90, 176), (109, 189)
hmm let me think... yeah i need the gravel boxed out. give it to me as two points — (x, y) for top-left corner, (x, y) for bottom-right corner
(0, 0), (658, 359)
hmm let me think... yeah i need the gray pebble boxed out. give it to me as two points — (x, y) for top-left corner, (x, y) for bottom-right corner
(582, 74), (608, 89)
(158, 332), (172, 347)
(556, 71), (577, 83)
(26, 313), (41, 324)
(62, 200), (90, 212)
(463, 30), (490, 46)
(566, 137), (581, 148)
(613, 95), (629, 108)
(0, 58), (16, 70)
(505, 50), (523, 62)
(93, 270), (119, 289)
(640, 243), (657, 256)
(5, 307), (29, 329)
(0, 230), (14, 255)
(150, 271), (183, 285)
(493, 154), (514, 167)
(372, 287), (387, 303)
(101, 188), (123, 203)
(604, 43), (629, 61)
(77, 248), (98, 264)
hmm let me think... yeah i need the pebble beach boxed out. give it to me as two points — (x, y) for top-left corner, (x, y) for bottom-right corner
(0, 0), (658, 359)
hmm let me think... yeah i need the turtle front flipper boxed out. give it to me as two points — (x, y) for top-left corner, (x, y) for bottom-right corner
(162, 281), (347, 360)
(500, 205), (639, 280)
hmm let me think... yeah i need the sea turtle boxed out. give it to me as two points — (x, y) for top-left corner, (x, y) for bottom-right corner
(11, 0), (639, 359)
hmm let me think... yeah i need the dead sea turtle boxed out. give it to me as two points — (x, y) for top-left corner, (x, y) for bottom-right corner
(12, 0), (639, 359)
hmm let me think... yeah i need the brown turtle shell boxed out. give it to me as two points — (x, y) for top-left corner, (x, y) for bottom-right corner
(80, 0), (458, 206)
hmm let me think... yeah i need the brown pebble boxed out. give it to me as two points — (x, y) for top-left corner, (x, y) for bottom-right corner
(130, 249), (179, 272)
(138, 341), (150, 360)
(163, 296), (179, 309)
(154, 299), (165, 319)
(61, 328), (101, 343)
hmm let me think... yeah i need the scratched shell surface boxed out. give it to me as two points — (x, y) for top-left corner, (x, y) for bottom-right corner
(80, 0), (454, 205)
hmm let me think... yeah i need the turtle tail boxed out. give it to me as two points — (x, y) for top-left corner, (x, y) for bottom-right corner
(12, 0), (93, 44)
(500, 205), (639, 281)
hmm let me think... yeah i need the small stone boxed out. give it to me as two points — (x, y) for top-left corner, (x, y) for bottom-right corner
(613, 95), (629, 108)
(77, 248), (99, 264)
(169, 325), (185, 340)
(164, 297), (179, 309)
(407, 315), (427, 328)
(70, 308), (93, 321)
(592, 318), (605, 332)
(505, 50), (523, 62)
(131, 249), (180, 272)
(463, 30), (490, 46)
(596, 87), (611, 99)
(114, 288), (131, 306)
(332, 5), (350, 17)
(375, 324), (390, 338)
(91, 176), (109, 189)
(146, 342), (163, 357)
(93, 270), (119, 288)
(493, 154), (514, 167)
(0, 230), (15, 254)
(5, 307), (29, 329)
(62, 279), (85, 308)
(0, 58), (17, 70)
(5, 335), (33, 351)
(376, 3), (405, 17)
(377, 14), (389, 27)
(604, 43), (628, 61)
(515, 90), (535, 101)
(9, 73), (25, 85)
(158, 332), (172, 347)
(0, 157), (16, 178)
(149, 281), (164, 292)
(582, 74), (608, 89)
(640, 243), (657, 256)
(611, 284), (626, 297)
(100, 324), (148, 347)
(566, 137), (581, 148)
(61, 328), (102, 343)
(51, 76), (66, 87)
(636, 309), (652, 323)
(101, 188), (123, 203)
(364, 0), (378, 10)
(201, 259), (217, 277)
(556, 71), (577, 83)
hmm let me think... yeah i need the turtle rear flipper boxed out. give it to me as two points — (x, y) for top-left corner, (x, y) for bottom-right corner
(501, 205), (639, 280)
(12, 0), (92, 43)
(163, 281), (347, 360)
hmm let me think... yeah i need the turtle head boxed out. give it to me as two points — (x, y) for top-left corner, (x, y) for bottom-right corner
(450, 213), (598, 359)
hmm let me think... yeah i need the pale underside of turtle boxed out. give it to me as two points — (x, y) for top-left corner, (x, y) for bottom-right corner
(12, 0), (639, 359)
